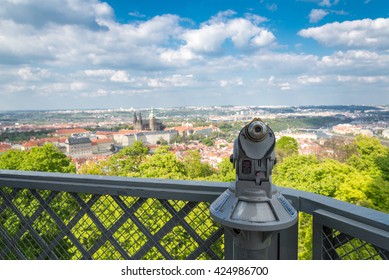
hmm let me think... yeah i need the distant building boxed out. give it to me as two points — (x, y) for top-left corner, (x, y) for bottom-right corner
(383, 129), (389, 139)
(332, 124), (355, 135)
(91, 138), (114, 153)
(333, 124), (373, 137)
(168, 124), (219, 137)
(21, 137), (65, 151)
(122, 130), (177, 146)
(192, 125), (219, 136)
(95, 131), (116, 140)
(276, 132), (317, 141)
(56, 128), (88, 137)
(359, 129), (373, 137)
(0, 143), (11, 154)
(133, 110), (164, 132)
(65, 137), (92, 157)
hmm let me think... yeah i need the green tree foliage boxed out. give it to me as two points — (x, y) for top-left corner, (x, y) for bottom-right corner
(274, 136), (389, 212)
(201, 137), (214, 147)
(108, 141), (149, 176)
(1, 134), (388, 260)
(137, 146), (187, 179)
(273, 135), (389, 259)
(0, 144), (75, 173)
(320, 138), (358, 162)
(169, 134), (183, 144)
(20, 144), (75, 173)
(275, 136), (298, 162)
(0, 144), (76, 259)
(0, 149), (26, 170)
(182, 150), (215, 179)
(211, 157), (235, 182)
(77, 160), (107, 175)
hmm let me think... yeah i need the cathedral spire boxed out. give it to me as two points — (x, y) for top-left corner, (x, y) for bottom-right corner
(138, 112), (143, 123)
(133, 112), (138, 124)
(149, 108), (155, 119)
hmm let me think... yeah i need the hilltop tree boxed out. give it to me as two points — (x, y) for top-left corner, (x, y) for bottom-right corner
(212, 157), (235, 182)
(137, 146), (187, 179)
(273, 137), (389, 259)
(78, 160), (108, 175)
(108, 141), (149, 176)
(320, 138), (358, 162)
(0, 149), (26, 170)
(275, 136), (298, 162)
(20, 144), (75, 173)
(0, 144), (75, 173)
(182, 150), (215, 179)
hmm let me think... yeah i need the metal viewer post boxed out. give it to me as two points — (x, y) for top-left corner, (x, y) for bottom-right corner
(210, 118), (298, 259)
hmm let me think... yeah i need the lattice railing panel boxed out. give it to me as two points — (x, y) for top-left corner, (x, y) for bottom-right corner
(0, 186), (224, 260)
(321, 227), (389, 260)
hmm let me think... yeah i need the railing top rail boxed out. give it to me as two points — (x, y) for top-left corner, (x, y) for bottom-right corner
(279, 187), (389, 231)
(1, 169), (388, 230)
(0, 170), (227, 202)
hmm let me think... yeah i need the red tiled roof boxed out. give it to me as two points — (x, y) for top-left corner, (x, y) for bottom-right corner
(96, 131), (116, 135)
(91, 139), (114, 144)
(56, 128), (87, 135)
(167, 126), (192, 132)
(23, 141), (39, 147)
(0, 143), (11, 153)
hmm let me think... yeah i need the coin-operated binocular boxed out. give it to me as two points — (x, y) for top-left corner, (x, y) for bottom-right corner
(210, 118), (297, 259)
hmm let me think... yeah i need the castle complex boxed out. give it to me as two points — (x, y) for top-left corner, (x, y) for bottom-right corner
(133, 110), (164, 131)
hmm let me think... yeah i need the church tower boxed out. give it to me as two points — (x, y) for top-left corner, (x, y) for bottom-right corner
(149, 109), (156, 132)
(133, 112), (143, 130)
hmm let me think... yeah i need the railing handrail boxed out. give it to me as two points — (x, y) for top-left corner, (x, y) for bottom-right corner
(1, 169), (388, 231)
(0, 169), (227, 202)
(279, 187), (389, 231)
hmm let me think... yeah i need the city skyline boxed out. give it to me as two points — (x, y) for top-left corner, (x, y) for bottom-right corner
(1, 0), (389, 110)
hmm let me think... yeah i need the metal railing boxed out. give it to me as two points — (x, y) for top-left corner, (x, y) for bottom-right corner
(0, 170), (388, 260)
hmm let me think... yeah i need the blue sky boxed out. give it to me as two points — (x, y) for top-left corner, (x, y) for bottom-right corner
(0, 0), (388, 110)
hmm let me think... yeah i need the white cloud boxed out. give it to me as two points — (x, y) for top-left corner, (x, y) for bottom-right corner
(84, 69), (115, 77)
(266, 76), (292, 90)
(318, 50), (389, 77)
(147, 74), (194, 88)
(299, 18), (389, 49)
(219, 78), (244, 87)
(298, 75), (324, 84)
(0, 0), (111, 29)
(70, 82), (87, 91)
(309, 9), (329, 23)
(318, 0), (339, 7)
(336, 75), (389, 83)
(208, 10), (237, 24)
(251, 30), (276, 47)
(17, 67), (50, 80)
(280, 82), (292, 91)
(160, 47), (201, 65)
(266, 3), (278, 12)
(110, 71), (130, 83)
(244, 14), (268, 25)
(0, 0), (388, 109)
(128, 11), (146, 18)
(319, 0), (331, 7)
(0, 1), (275, 71)
(182, 15), (275, 53)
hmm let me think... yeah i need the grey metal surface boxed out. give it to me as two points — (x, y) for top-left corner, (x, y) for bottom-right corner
(1, 170), (389, 260)
(312, 209), (389, 260)
(0, 171), (225, 260)
(0, 170), (226, 202)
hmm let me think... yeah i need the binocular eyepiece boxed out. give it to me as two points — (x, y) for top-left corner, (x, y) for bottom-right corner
(245, 120), (268, 142)
(234, 118), (275, 162)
